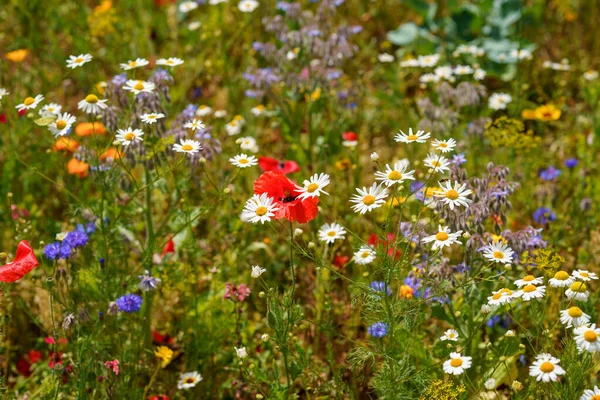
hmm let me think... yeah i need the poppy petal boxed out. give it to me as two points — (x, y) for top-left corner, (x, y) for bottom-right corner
(0, 241), (39, 283)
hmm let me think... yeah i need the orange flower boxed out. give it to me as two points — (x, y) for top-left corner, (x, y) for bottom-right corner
(100, 147), (123, 162)
(399, 285), (414, 299)
(534, 104), (561, 121)
(53, 138), (80, 153)
(5, 49), (29, 63)
(67, 158), (89, 178)
(521, 109), (536, 120)
(75, 122), (106, 137)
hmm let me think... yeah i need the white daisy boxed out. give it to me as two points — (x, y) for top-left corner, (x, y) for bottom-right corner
(454, 65), (473, 75)
(179, 1), (199, 12)
(487, 288), (514, 306)
(377, 53), (395, 63)
(549, 270), (575, 288)
(431, 138), (456, 153)
(183, 118), (205, 131)
(513, 284), (546, 301)
(434, 181), (472, 210)
(119, 58), (149, 70)
(440, 329), (459, 342)
(15, 94), (44, 112)
(156, 57), (184, 67)
(573, 270), (598, 282)
(353, 246), (376, 265)
(173, 139), (202, 155)
(238, 0), (259, 12)
(374, 162), (415, 187)
(559, 306), (591, 328)
(318, 222), (346, 244)
(574, 324), (600, 353)
(225, 120), (242, 136)
(583, 71), (599, 81)
(422, 226), (463, 250)
(418, 54), (440, 67)
(400, 59), (420, 67)
(565, 282), (590, 301)
(514, 275), (544, 288)
(295, 173), (330, 200)
(214, 110), (228, 118)
(419, 73), (439, 83)
(241, 193), (278, 224)
(177, 371), (202, 390)
(40, 103), (62, 115)
(66, 54), (92, 69)
(394, 128), (430, 144)
(251, 265), (266, 278)
(140, 113), (165, 124)
(443, 352), (472, 375)
(350, 183), (388, 214)
(123, 80), (156, 95)
(196, 105), (213, 117)
(229, 154), (258, 168)
(0, 88), (10, 102)
(580, 386), (600, 400)
(473, 69), (486, 81)
(251, 105), (266, 116)
(434, 66), (454, 80)
(510, 49), (533, 61)
(529, 353), (565, 382)
(115, 128), (144, 146)
(423, 153), (450, 173)
(77, 94), (107, 115)
(235, 347), (248, 358)
(488, 93), (512, 110)
(483, 240), (514, 264)
(188, 21), (201, 30)
(48, 112), (76, 137)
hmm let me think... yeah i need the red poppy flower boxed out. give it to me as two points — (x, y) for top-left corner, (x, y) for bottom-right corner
(161, 236), (175, 256)
(342, 131), (358, 142)
(152, 331), (174, 345)
(368, 233), (401, 259)
(254, 172), (318, 223)
(0, 240), (39, 283)
(148, 396), (170, 400)
(258, 157), (300, 175)
(28, 350), (42, 363)
(333, 255), (350, 269)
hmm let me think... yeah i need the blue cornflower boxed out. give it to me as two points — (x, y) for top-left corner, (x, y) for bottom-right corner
(533, 207), (556, 224)
(370, 281), (392, 296)
(43, 243), (61, 260)
(276, 1), (290, 10)
(112, 74), (127, 87)
(138, 270), (161, 292)
(368, 322), (389, 338)
(252, 42), (264, 51)
(306, 29), (321, 37)
(59, 243), (72, 259)
(115, 294), (143, 313)
(565, 158), (578, 168)
(452, 153), (467, 165)
(182, 104), (198, 119)
(539, 166), (561, 181)
(65, 230), (88, 248)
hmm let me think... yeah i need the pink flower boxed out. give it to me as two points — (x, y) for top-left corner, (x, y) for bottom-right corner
(224, 283), (251, 302)
(104, 359), (120, 375)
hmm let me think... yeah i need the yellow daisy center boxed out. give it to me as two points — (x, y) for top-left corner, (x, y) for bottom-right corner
(435, 232), (449, 241)
(431, 161), (440, 167)
(584, 330), (598, 342)
(580, 272), (589, 278)
(23, 97), (35, 106)
(539, 362), (554, 373)
(129, 61), (137, 67)
(492, 292), (503, 300)
(445, 189), (459, 200)
(388, 170), (402, 180)
(74, 57), (84, 63)
(363, 195), (375, 205)
(406, 134), (419, 141)
(133, 82), (145, 91)
(523, 284), (537, 293)
(85, 94), (99, 103)
(591, 396), (600, 400)
(166, 60), (174, 65)
(493, 251), (504, 259)
(327, 231), (336, 237)
(307, 183), (319, 193)
(438, 143), (448, 148)
(181, 144), (194, 151)
(56, 120), (67, 130)
(255, 206), (268, 216)
(554, 271), (569, 280)
(184, 377), (195, 383)
(523, 275), (535, 282)
(570, 282), (587, 293)
(124, 132), (136, 141)
(147, 115), (156, 119)
(238, 158), (248, 164)
(568, 307), (583, 318)
(361, 252), (370, 258)
(450, 358), (463, 367)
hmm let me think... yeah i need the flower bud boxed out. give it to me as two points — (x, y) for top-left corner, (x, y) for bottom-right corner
(370, 152), (379, 161)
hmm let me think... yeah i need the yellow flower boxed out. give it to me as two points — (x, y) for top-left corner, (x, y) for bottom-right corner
(534, 104), (561, 121)
(308, 87), (322, 102)
(335, 158), (352, 171)
(154, 346), (174, 368)
(5, 49), (29, 63)
(521, 109), (536, 119)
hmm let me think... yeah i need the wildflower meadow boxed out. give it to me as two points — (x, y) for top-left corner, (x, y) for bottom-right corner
(2, 0), (600, 398)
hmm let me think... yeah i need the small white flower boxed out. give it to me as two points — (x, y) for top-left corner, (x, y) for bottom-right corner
(318, 222), (346, 244)
(296, 173), (330, 200)
(374, 161), (415, 187)
(434, 181), (472, 210)
(505, 330), (516, 337)
(423, 153), (450, 173)
(422, 226), (463, 250)
(229, 154), (258, 168)
(573, 269), (598, 282)
(40, 103), (62, 115)
(173, 139), (202, 154)
(251, 265), (266, 278)
(242, 193), (278, 224)
(250, 105), (266, 116)
(487, 288), (514, 306)
(394, 128), (430, 144)
(419, 73), (440, 83)
(483, 240), (514, 264)
(583, 70), (599, 81)
(529, 353), (565, 382)
(453, 65), (473, 75)
(484, 378), (496, 390)
(66, 54), (92, 69)
(196, 105), (213, 117)
(237, 136), (258, 153)
(565, 282), (590, 301)
(16, 94), (44, 112)
(580, 386), (600, 400)
(156, 57), (184, 67)
(513, 284), (545, 301)
(177, 371), (203, 389)
(77, 94), (107, 115)
(214, 110), (228, 118)
(474, 69), (486, 81)
(434, 66), (454, 80)
(350, 183), (388, 214)
(261, 333), (269, 342)
(489, 93), (512, 110)
(418, 54), (440, 67)
(400, 59), (420, 67)
(510, 49), (533, 61)
(443, 352), (472, 375)
(440, 329), (459, 342)
(353, 246), (376, 265)
(235, 347), (248, 358)
(559, 306), (591, 328)
(179, 1), (198, 12)
(225, 120), (242, 136)
(140, 113), (165, 124)
(115, 127), (144, 146)
(123, 80), (156, 95)
(119, 58), (149, 70)
(431, 138), (456, 153)
(188, 21), (201, 30)
(548, 270), (575, 287)
(377, 53), (395, 63)
(370, 152), (379, 161)
(48, 112), (76, 137)
(238, 0), (259, 12)
(183, 119), (205, 131)
(574, 324), (600, 353)
(514, 275), (544, 288)
(0, 88), (10, 102)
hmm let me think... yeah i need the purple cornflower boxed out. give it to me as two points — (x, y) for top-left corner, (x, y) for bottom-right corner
(65, 230), (88, 248)
(112, 74), (127, 87)
(533, 207), (556, 225)
(539, 166), (561, 181)
(252, 42), (264, 51)
(138, 270), (161, 292)
(59, 243), (72, 259)
(565, 158), (578, 168)
(43, 243), (61, 260)
(452, 153), (467, 165)
(115, 294), (143, 313)
(368, 322), (389, 338)
(370, 281), (392, 296)
(182, 104), (198, 119)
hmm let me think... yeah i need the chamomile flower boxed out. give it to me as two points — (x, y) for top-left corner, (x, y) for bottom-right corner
(559, 306), (591, 328)
(573, 269), (598, 282)
(40, 103), (62, 115)
(156, 57), (184, 67)
(513, 284), (546, 301)
(229, 154), (258, 168)
(488, 93), (512, 110)
(565, 282), (590, 301)
(440, 329), (459, 342)
(296, 173), (330, 200)
(514, 275), (544, 288)
(574, 324), (600, 353)
(434, 181), (472, 210)
(487, 288), (514, 306)
(140, 113), (165, 124)
(115, 128), (144, 146)
(377, 53), (394, 63)
(443, 352), (472, 375)
(0, 88), (9, 102)
(549, 270), (575, 287)
(529, 353), (565, 382)
(237, 136), (259, 153)
(119, 58), (149, 70)
(318, 222), (347, 244)
(195, 105), (213, 117)
(238, 0), (259, 12)
(580, 386), (600, 400)
(423, 153), (450, 173)
(431, 138), (456, 153)
(374, 162), (415, 187)
(483, 241), (514, 264)
(123, 80), (156, 95)
(251, 105), (266, 116)
(173, 139), (202, 155)
(179, 1), (198, 12)
(77, 94), (107, 115)
(251, 265), (266, 278)
(394, 128), (430, 144)
(66, 54), (92, 69)
(225, 120), (242, 136)
(434, 66), (454, 80)
(583, 71), (599, 81)
(241, 193), (278, 224)
(474, 69), (487, 80)
(421, 226), (463, 250)
(177, 371), (203, 389)
(350, 183), (388, 214)
(353, 246), (376, 265)
(183, 118), (205, 131)
(235, 347), (248, 358)
(16, 94), (44, 111)
(48, 113), (76, 137)
(418, 54), (440, 67)
(454, 65), (473, 75)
